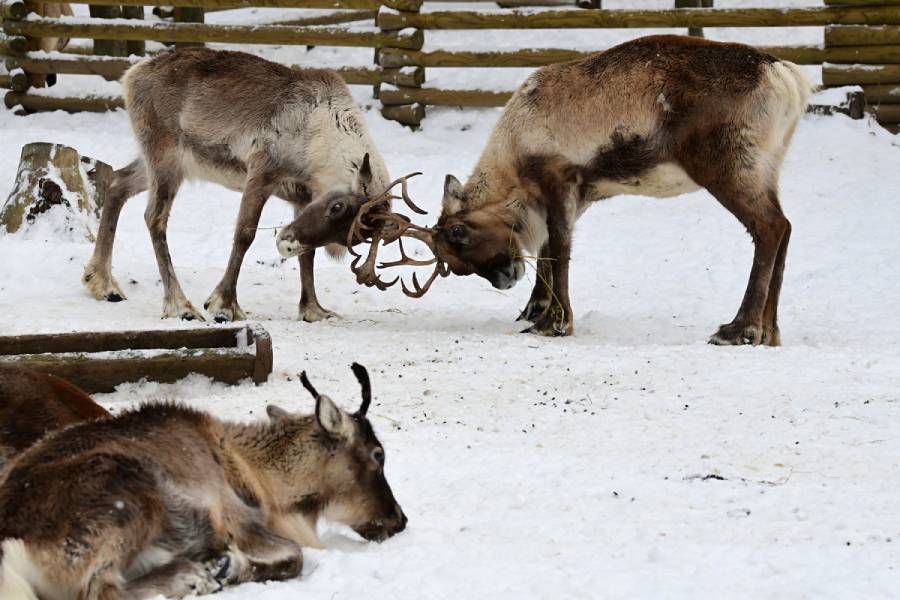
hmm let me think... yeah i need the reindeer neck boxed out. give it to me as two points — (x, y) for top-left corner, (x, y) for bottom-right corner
(220, 418), (331, 516)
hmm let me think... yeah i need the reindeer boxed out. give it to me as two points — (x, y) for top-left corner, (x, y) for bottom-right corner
(0, 364), (110, 472)
(0, 364), (406, 600)
(358, 35), (813, 344)
(82, 47), (392, 323)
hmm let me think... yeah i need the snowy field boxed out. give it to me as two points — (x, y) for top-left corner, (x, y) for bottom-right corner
(3, 4), (900, 598)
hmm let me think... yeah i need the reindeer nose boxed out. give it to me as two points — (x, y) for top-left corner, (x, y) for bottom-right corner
(276, 230), (303, 258)
(394, 503), (407, 531)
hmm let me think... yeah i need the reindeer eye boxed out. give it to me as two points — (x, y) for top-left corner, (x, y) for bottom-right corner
(449, 224), (466, 243)
(329, 202), (344, 216)
(371, 447), (385, 467)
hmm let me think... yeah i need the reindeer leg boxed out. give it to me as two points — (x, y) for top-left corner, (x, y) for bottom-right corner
(708, 186), (789, 346)
(523, 199), (575, 337)
(517, 242), (553, 323)
(121, 558), (223, 599)
(145, 167), (203, 321)
(82, 158), (147, 303)
(205, 157), (277, 323)
(298, 248), (340, 322)
(760, 193), (791, 347)
(212, 522), (303, 586)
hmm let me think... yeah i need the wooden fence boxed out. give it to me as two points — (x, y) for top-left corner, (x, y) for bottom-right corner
(1, 0), (899, 128)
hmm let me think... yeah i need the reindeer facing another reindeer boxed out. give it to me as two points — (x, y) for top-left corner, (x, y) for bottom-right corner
(357, 35), (813, 344)
(82, 48), (391, 323)
(0, 364), (406, 600)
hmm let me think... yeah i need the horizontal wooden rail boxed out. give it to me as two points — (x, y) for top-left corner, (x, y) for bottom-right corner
(5, 91), (125, 111)
(4, 18), (424, 50)
(269, 9), (377, 27)
(6, 53), (382, 85)
(826, 24), (900, 46)
(379, 45), (827, 68)
(380, 86), (512, 107)
(3, 0), (422, 10)
(377, 6), (900, 30)
(0, 35), (27, 55)
(823, 63), (900, 85)
(861, 83), (900, 103)
(0, 69), (27, 91)
(869, 103), (900, 122)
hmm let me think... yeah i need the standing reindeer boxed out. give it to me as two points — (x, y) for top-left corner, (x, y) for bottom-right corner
(82, 48), (391, 323)
(0, 364), (110, 472)
(0, 364), (406, 600)
(371, 35), (812, 344)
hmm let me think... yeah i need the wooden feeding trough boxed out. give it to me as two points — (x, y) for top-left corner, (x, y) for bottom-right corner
(0, 324), (273, 393)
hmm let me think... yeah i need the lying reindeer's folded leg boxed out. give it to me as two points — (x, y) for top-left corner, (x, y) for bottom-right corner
(123, 558), (222, 599)
(216, 522), (303, 585)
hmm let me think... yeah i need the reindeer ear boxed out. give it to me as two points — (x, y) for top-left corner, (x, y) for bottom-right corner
(442, 174), (464, 214)
(266, 404), (291, 422)
(316, 395), (354, 440)
(354, 153), (373, 196)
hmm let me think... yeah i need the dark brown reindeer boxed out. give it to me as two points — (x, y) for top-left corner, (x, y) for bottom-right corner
(360, 35), (813, 344)
(0, 364), (110, 472)
(0, 364), (406, 600)
(82, 48), (392, 323)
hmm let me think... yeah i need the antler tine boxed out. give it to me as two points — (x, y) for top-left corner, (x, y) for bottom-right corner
(350, 231), (399, 290)
(400, 261), (449, 299)
(378, 237), (438, 269)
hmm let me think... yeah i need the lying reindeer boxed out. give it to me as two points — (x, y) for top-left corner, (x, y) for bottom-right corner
(0, 364), (110, 472)
(0, 364), (406, 599)
(360, 35), (813, 344)
(82, 47), (392, 323)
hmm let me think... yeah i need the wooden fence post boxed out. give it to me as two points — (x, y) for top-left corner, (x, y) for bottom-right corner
(89, 6), (127, 57)
(675, 0), (713, 38)
(822, 0), (900, 129)
(377, 0), (426, 127)
(174, 7), (205, 48)
(122, 6), (145, 56)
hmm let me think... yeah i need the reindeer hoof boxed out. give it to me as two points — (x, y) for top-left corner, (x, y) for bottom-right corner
(82, 267), (127, 302)
(204, 293), (246, 323)
(708, 322), (764, 346)
(299, 304), (340, 323)
(521, 308), (573, 337)
(162, 299), (205, 322)
(516, 298), (550, 323)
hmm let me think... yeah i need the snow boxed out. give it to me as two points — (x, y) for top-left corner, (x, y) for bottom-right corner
(2, 3), (900, 598)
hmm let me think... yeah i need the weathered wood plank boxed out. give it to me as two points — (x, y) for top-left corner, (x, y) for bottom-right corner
(826, 25), (900, 46)
(380, 86), (512, 107)
(377, 6), (900, 31)
(2, 351), (258, 393)
(380, 102), (425, 126)
(5, 18), (425, 50)
(861, 82), (900, 102)
(4, 91), (125, 111)
(823, 63), (900, 85)
(870, 102), (900, 121)
(6, 54), (382, 85)
(378, 45), (825, 68)
(824, 0), (900, 6)
(0, 327), (243, 355)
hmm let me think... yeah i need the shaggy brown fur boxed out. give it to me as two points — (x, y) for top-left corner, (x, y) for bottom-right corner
(0, 365), (405, 600)
(433, 35), (812, 344)
(0, 364), (109, 472)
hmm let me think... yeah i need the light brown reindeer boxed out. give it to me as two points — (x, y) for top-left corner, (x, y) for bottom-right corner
(0, 364), (110, 472)
(363, 35), (813, 344)
(0, 364), (406, 600)
(82, 47), (391, 323)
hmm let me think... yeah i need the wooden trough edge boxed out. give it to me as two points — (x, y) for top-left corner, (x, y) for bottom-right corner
(0, 324), (273, 393)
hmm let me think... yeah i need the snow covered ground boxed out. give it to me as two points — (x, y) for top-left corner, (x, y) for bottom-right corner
(3, 5), (900, 597)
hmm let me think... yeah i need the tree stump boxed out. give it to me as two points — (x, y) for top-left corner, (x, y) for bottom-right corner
(1, 142), (112, 241)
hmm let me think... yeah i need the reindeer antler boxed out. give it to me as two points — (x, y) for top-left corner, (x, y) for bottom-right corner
(346, 173), (449, 297)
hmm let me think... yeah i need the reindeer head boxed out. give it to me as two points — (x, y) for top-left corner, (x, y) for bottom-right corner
(431, 174), (526, 290)
(265, 364), (406, 542)
(275, 154), (377, 258)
